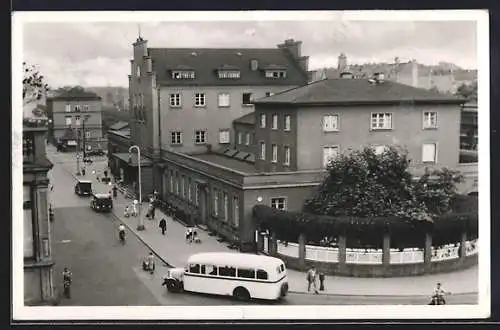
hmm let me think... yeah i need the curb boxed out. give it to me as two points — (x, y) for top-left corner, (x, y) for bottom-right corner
(287, 290), (478, 297)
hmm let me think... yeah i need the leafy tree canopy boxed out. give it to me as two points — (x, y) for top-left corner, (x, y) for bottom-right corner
(303, 146), (464, 222)
(23, 62), (49, 105)
(455, 81), (477, 102)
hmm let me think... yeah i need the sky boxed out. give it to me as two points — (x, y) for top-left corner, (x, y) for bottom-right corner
(22, 18), (478, 88)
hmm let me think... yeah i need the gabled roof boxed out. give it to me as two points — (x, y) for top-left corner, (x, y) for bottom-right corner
(149, 48), (308, 86)
(233, 112), (255, 125)
(253, 78), (466, 106)
(109, 121), (129, 131)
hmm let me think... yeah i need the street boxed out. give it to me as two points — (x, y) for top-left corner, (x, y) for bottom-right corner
(48, 148), (477, 306)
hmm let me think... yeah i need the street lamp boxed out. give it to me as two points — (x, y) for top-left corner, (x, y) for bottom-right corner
(129, 145), (144, 231)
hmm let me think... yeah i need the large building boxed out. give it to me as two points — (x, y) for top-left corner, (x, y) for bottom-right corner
(47, 89), (105, 152)
(23, 119), (55, 305)
(110, 70), (477, 250)
(111, 37), (310, 194)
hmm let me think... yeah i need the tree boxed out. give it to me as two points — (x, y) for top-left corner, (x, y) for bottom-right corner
(54, 85), (86, 95)
(303, 146), (464, 222)
(23, 62), (49, 105)
(455, 81), (477, 101)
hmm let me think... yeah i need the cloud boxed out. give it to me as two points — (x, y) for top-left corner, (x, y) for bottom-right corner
(21, 20), (478, 87)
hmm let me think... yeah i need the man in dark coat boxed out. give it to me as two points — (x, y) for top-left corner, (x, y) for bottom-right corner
(159, 218), (167, 235)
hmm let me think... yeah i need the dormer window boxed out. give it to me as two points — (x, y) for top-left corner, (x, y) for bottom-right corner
(171, 70), (195, 79)
(218, 71), (241, 79)
(265, 70), (287, 78)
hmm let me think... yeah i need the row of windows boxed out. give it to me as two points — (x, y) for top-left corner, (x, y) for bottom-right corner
(167, 69), (287, 81)
(64, 104), (91, 112)
(187, 263), (269, 280)
(170, 129), (230, 145)
(259, 113), (291, 131)
(169, 92), (274, 108)
(259, 142), (291, 165)
(321, 143), (439, 168)
(168, 171), (240, 227)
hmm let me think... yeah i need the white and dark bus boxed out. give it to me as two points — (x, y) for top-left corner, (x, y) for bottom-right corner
(165, 252), (289, 301)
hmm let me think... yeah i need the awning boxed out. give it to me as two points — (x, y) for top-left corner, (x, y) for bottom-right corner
(111, 152), (153, 167)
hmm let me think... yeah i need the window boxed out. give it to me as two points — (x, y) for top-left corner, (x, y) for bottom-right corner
(172, 71), (195, 79)
(213, 190), (219, 216)
(218, 71), (241, 79)
(272, 114), (278, 129)
(423, 111), (438, 129)
(171, 131), (182, 145)
(201, 264), (217, 275)
(371, 113), (393, 130)
(188, 178), (192, 201)
(238, 268), (256, 279)
(181, 175), (186, 198)
(65, 116), (72, 126)
(23, 133), (34, 163)
(218, 93), (230, 107)
(169, 93), (181, 107)
(260, 142), (266, 160)
(242, 93), (252, 105)
(422, 143), (437, 163)
(74, 105), (81, 112)
(233, 196), (239, 227)
(323, 115), (339, 132)
(188, 264), (200, 273)
(195, 184), (200, 206)
(284, 115), (291, 131)
(373, 145), (387, 155)
(219, 129), (230, 144)
(245, 133), (250, 146)
(218, 266), (236, 277)
(195, 130), (207, 144)
(223, 193), (228, 222)
(169, 171), (174, 193)
(271, 197), (287, 210)
(284, 146), (291, 166)
(265, 92), (274, 97)
(256, 269), (269, 280)
(65, 104), (71, 112)
(237, 132), (243, 145)
(23, 185), (34, 258)
(272, 144), (278, 163)
(260, 113), (266, 128)
(83, 105), (90, 111)
(75, 116), (81, 126)
(175, 172), (179, 195)
(195, 93), (206, 107)
(85, 131), (91, 138)
(265, 70), (286, 78)
(323, 146), (339, 168)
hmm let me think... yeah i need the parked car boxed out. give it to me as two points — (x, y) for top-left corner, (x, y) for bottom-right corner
(74, 180), (92, 197)
(86, 149), (105, 156)
(90, 193), (113, 212)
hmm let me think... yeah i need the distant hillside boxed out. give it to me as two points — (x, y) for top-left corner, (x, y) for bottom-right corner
(85, 86), (129, 110)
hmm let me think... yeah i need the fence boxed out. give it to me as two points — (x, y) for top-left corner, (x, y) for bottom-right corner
(305, 245), (339, 263)
(346, 248), (383, 264)
(466, 239), (478, 256)
(390, 248), (425, 264)
(431, 244), (460, 262)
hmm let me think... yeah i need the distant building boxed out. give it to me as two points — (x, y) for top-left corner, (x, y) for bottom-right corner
(47, 89), (105, 152)
(23, 119), (55, 305)
(460, 102), (478, 151)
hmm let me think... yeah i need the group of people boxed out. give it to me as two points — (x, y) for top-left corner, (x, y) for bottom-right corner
(306, 266), (326, 294)
(185, 227), (200, 244)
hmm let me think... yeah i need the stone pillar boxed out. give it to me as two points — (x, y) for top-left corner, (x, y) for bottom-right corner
(424, 231), (433, 272)
(270, 231), (278, 256)
(382, 231), (391, 266)
(298, 233), (306, 270)
(460, 231), (467, 259)
(338, 234), (347, 266)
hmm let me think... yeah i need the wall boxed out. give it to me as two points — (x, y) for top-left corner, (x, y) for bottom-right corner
(254, 106), (298, 172)
(158, 85), (297, 154)
(296, 103), (462, 171)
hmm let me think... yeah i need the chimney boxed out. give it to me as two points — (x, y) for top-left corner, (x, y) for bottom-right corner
(250, 59), (259, 71)
(411, 59), (418, 87)
(277, 38), (302, 58)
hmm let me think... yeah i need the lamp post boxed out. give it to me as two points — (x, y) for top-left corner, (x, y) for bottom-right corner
(82, 114), (91, 160)
(129, 145), (144, 231)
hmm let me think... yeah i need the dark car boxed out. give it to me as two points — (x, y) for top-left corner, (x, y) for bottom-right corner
(86, 149), (105, 156)
(74, 180), (92, 196)
(91, 193), (113, 212)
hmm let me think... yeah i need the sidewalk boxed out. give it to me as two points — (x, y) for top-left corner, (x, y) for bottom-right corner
(50, 149), (479, 297)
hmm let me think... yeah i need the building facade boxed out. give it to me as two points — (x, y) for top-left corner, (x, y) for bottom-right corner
(47, 90), (104, 152)
(23, 119), (55, 305)
(460, 102), (478, 151)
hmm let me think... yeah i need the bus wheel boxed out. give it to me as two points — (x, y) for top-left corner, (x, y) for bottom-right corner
(233, 287), (250, 301)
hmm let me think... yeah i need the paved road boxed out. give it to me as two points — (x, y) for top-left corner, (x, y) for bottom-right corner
(47, 146), (478, 306)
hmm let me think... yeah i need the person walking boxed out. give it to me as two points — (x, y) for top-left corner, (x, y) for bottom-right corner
(62, 267), (72, 299)
(132, 199), (139, 217)
(146, 252), (155, 274)
(306, 266), (319, 294)
(159, 218), (167, 235)
(319, 271), (325, 291)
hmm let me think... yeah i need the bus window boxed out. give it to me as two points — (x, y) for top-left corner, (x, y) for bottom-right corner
(256, 269), (268, 280)
(280, 264), (285, 272)
(202, 265), (218, 276)
(189, 263), (200, 273)
(276, 266), (281, 274)
(237, 268), (256, 279)
(218, 266), (236, 277)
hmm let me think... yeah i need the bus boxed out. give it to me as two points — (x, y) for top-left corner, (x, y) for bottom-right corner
(164, 252), (289, 301)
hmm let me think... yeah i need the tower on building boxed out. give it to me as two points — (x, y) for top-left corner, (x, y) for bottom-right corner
(338, 53), (347, 73)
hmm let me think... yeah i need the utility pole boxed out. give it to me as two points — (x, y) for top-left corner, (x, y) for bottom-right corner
(76, 128), (81, 175)
(82, 114), (91, 160)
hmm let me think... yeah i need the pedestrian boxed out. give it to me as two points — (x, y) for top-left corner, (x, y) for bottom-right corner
(319, 271), (325, 291)
(81, 167), (86, 176)
(132, 199), (139, 217)
(151, 204), (156, 220)
(50, 184), (54, 191)
(306, 266), (319, 294)
(112, 185), (118, 198)
(159, 218), (167, 235)
(124, 205), (131, 218)
(185, 228), (192, 243)
(146, 252), (155, 274)
(62, 267), (72, 299)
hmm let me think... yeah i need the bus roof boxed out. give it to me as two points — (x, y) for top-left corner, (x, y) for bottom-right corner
(78, 180), (92, 183)
(187, 252), (284, 269)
